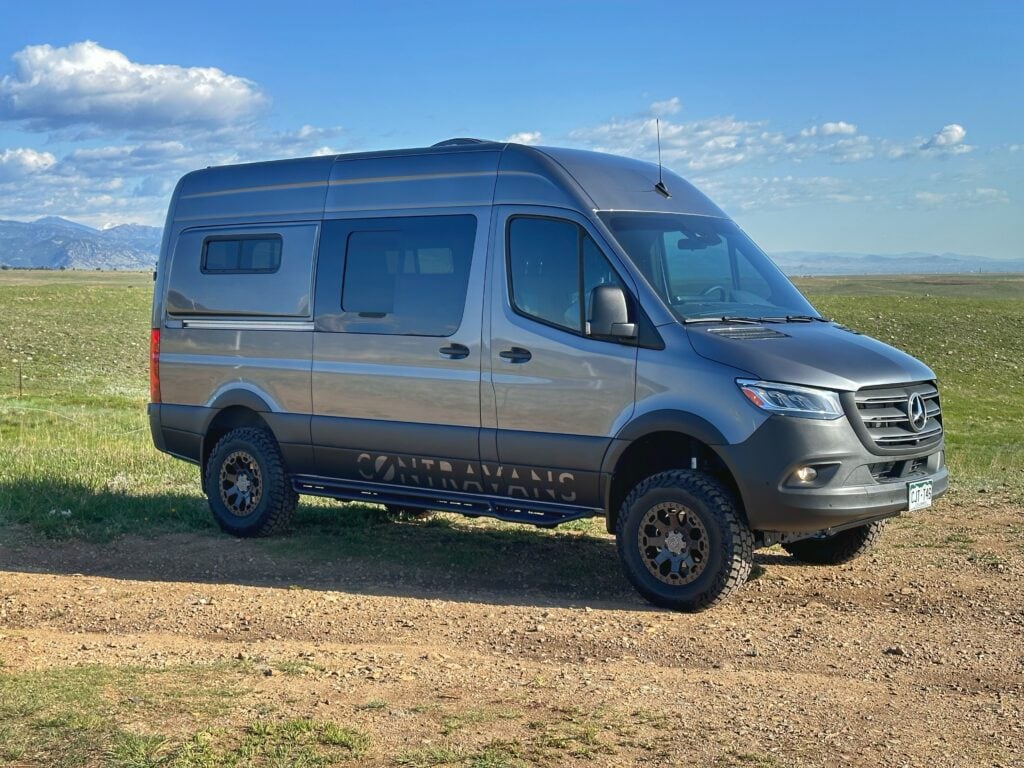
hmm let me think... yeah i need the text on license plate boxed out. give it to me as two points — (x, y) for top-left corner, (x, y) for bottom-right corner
(908, 480), (933, 511)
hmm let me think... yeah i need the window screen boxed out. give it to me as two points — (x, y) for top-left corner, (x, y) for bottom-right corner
(202, 236), (282, 273)
(339, 215), (476, 336)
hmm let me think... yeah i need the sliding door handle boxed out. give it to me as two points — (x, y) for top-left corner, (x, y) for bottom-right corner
(439, 343), (470, 359)
(498, 347), (532, 363)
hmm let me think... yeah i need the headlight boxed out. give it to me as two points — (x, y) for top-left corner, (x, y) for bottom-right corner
(736, 379), (843, 420)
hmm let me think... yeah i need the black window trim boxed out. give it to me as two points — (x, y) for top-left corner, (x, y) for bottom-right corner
(201, 233), (283, 275)
(505, 213), (638, 345)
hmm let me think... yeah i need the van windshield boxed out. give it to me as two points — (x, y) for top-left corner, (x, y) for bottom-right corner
(598, 212), (819, 322)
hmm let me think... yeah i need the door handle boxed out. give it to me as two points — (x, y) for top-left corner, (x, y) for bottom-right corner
(439, 343), (470, 360)
(498, 346), (532, 363)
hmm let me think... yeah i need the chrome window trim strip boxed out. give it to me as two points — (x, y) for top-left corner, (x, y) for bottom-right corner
(178, 319), (315, 331)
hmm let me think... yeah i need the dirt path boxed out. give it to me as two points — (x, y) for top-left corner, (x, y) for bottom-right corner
(2, 495), (1022, 767)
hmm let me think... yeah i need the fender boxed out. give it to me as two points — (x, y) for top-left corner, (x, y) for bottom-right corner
(202, 388), (311, 447)
(157, 390), (275, 443)
(195, 389), (315, 485)
(193, 390), (276, 473)
(600, 409), (729, 478)
(206, 388), (274, 419)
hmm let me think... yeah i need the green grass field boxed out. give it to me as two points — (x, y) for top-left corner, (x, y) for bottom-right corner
(1, 269), (1022, 768)
(0, 270), (1021, 545)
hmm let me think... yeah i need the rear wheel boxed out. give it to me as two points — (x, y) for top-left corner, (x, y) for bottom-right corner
(782, 521), (886, 564)
(204, 426), (297, 537)
(616, 470), (754, 611)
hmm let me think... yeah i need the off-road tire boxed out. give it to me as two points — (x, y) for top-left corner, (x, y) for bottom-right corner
(616, 470), (754, 612)
(204, 427), (297, 537)
(782, 520), (887, 564)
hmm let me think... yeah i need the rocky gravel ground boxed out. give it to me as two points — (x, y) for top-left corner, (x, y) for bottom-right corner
(1, 490), (1022, 767)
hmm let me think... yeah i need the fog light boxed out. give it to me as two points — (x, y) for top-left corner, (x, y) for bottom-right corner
(794, 466), (818, 483)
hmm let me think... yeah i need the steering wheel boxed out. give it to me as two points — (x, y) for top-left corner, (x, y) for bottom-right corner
(700, 284), (728, 301)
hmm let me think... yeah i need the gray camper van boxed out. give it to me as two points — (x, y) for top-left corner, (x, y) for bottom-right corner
(149, 139), (947, 611)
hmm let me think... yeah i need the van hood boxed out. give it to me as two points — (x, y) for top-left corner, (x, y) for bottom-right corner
(685, 322), (936, 392)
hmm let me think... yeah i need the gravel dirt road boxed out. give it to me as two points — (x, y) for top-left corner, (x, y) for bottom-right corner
(1, 489), (1022, 767)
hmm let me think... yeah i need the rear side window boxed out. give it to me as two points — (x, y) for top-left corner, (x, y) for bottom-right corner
(339, 215), (476, 336)
(202, 235), (282, 273)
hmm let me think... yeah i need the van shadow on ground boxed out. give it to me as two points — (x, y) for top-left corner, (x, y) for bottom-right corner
(0, 479), (803, 610)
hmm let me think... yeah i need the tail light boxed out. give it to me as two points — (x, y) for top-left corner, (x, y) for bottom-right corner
(149, 328), (161, 403)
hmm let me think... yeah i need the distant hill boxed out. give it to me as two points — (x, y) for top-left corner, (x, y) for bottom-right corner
(0, 217), (161, 270)
(1, 216), (1022, 275)
(771, 250), (1024, 276)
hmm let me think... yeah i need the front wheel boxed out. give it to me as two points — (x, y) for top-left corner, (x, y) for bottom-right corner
(204, 426), (297, 537)
(616, 470), (754, 612)
(782, 520), (886, 564)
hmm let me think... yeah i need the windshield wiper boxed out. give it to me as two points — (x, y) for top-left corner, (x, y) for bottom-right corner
(683, 316), (765, 325)
(684, 314), (831, 325)
(756, 314), (831, 323)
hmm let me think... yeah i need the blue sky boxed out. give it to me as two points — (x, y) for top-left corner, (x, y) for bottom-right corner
(0, 1), (1021, 258)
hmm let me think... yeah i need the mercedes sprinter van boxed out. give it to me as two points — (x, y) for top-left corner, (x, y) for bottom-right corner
(149, 139), (946, 610)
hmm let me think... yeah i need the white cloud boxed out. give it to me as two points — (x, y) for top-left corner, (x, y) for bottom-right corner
(0, 71), (994, 231)
(0, 41), (355, 225)
(571, 100), (878, 171)
(801, 121), (858, 137)
(821, 121), (857, 136)
(133, 176), (174, 198)
(570, 101), (983, 174)
(0, 40), (267, 131)
(254, 124), (347, 158)
(649, 97), (681, 117)
(62, 141), (191, 177)
(888, 124), (973, 159)
(922, 123), (966, 149)
(698, 174), (875, 212)
(0, 120), (353, 225)
(830, 134), (875, 163)
(0, 167), (166, 225)
(569, 109), (771, 172)
(913, 187), (1008, 207)
(504, 130), (543, 145)
(0, 147), (56, 180)
(569, 103), (874, 172)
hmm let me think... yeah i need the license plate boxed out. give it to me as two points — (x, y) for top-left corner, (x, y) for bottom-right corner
(908, 480), (933, 511)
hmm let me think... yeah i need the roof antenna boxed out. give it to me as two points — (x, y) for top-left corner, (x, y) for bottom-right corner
(654, 118), (671, 198)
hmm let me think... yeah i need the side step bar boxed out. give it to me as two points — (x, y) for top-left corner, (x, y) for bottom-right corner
(291, 475), (602, 528)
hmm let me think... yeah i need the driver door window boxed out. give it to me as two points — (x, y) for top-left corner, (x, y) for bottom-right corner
(508, 217), (627, 336)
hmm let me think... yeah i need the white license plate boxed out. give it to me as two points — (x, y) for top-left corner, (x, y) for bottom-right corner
(908, 480), (933, 511)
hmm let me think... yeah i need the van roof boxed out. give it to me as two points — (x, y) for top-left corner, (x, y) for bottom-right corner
(170, 140), (726, 226)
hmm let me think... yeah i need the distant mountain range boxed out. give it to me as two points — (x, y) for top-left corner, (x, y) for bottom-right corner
(772, 250), (1024, 276)
(0, 216), (161, 270)
(1, 216), (1022, 275)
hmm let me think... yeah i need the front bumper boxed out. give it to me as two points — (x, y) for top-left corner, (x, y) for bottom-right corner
(717, 413), (947, 533)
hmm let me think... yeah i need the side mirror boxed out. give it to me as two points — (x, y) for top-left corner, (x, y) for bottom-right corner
(588, 285), (637, 340)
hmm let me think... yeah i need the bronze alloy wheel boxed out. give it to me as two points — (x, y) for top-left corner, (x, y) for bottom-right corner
(637, 502), (710, 585)
(219, 450), (263, 517)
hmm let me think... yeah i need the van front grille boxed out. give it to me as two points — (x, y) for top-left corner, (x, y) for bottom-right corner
(869, 457), (929, 482)
(853, 382), (943, 450)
